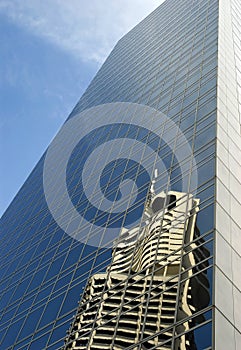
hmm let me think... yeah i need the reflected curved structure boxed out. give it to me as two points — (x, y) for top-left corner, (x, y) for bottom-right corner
(64, 191), (210, 349)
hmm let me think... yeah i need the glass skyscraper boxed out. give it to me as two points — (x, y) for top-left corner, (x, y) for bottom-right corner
(0, 0), (240, 349)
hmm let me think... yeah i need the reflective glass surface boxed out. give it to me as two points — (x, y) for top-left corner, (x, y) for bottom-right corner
(0, 0), (218, 348)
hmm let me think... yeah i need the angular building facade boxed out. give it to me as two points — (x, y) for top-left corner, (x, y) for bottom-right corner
(0, 0), (240, 349)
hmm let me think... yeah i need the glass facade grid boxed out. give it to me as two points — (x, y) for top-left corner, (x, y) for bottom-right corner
(2, 0), (239, 348)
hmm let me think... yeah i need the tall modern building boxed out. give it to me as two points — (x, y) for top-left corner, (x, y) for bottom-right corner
(0, 0), (240, 349)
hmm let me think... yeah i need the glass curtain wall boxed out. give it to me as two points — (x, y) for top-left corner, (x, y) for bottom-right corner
(0, 0), (218, 349)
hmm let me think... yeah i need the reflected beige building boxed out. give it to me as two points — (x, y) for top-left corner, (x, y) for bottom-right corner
(64, 192), (209, 349)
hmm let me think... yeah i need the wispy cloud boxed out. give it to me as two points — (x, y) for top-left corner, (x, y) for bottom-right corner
(0, 0), (164, 64)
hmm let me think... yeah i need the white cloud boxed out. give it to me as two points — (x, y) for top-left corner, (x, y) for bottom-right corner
(0, 0), (165, 64)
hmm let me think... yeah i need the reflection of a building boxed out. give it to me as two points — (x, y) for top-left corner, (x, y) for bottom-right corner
(64, 191), (210, 349)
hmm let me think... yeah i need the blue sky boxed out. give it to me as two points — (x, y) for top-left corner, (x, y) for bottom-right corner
(0, 0), (164, 216)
